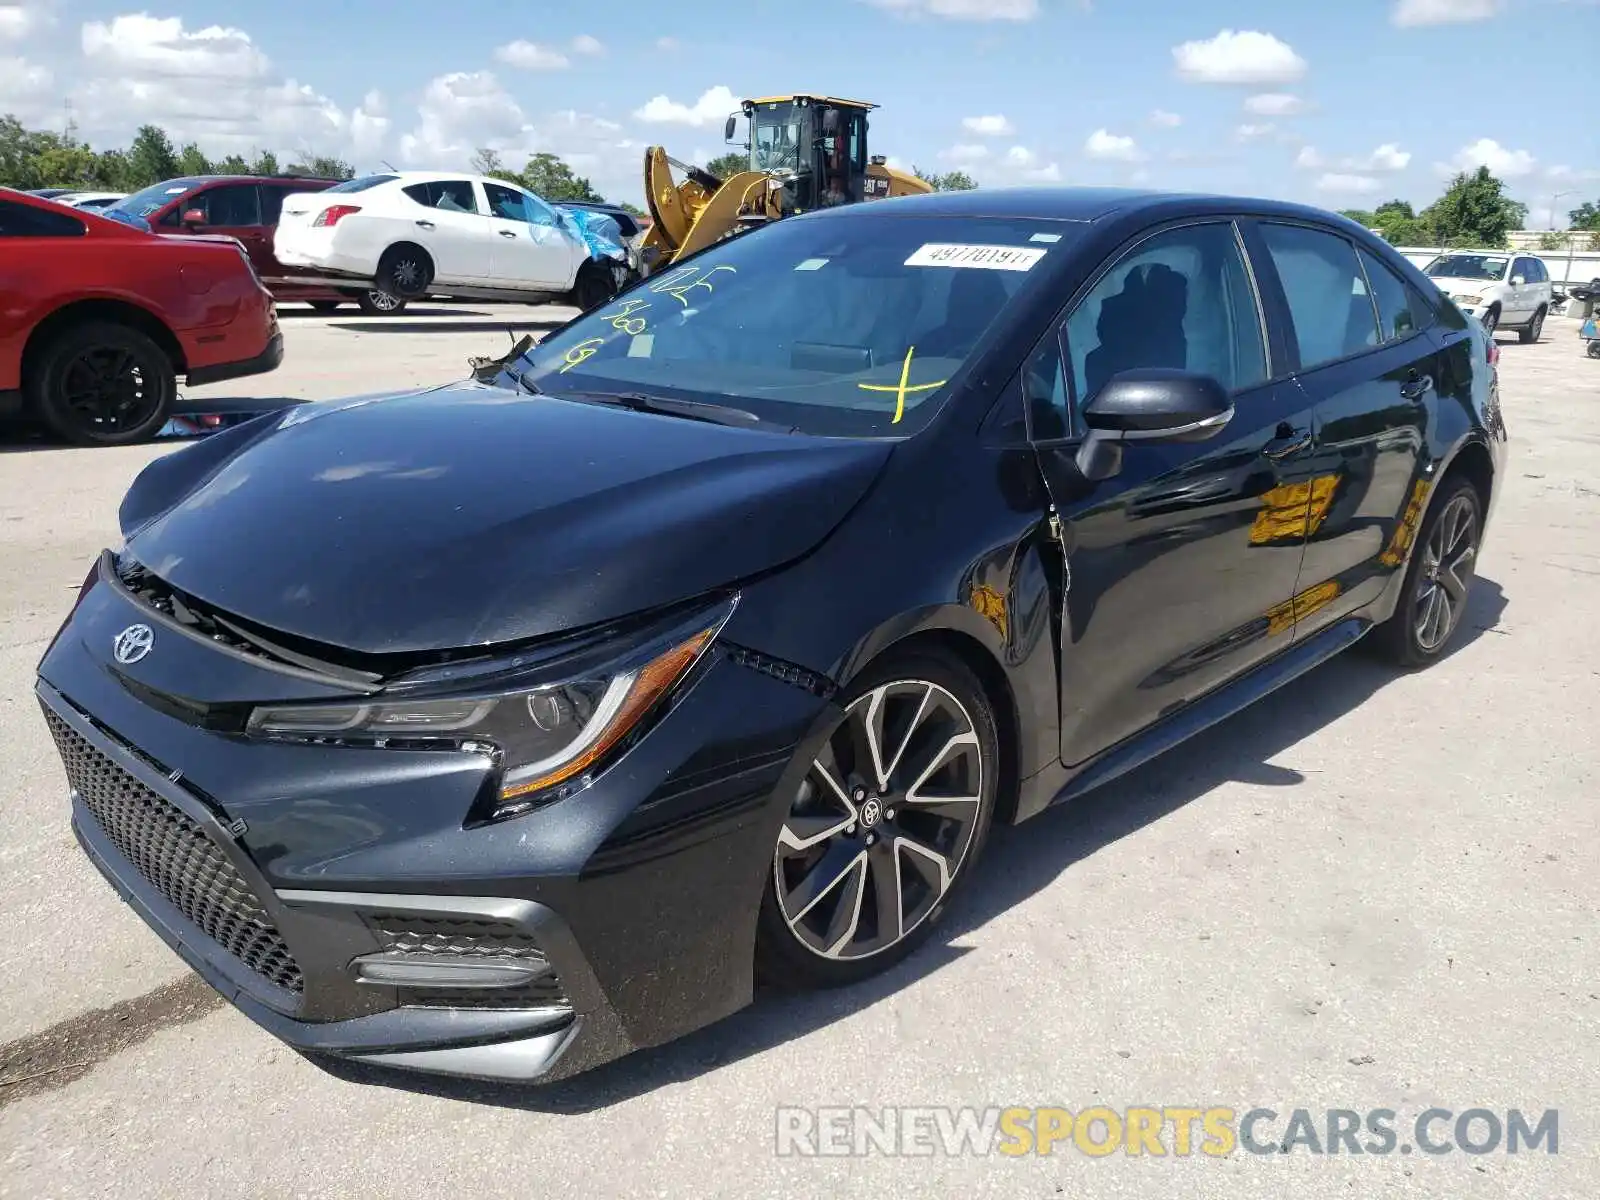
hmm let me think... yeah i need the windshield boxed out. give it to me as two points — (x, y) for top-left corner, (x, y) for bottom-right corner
(323, 174), (398, 193)
(1424, 254), (1509, 282)
(110, 178), (206, 218)
(753, 111), (804, 173)
(510, 214), (1074, 437)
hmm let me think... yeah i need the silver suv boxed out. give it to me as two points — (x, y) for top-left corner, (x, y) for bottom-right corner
(1421, 250), (1554, 342)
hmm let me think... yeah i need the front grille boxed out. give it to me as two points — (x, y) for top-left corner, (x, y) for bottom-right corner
(368, 914), (568, 1011)
(43, 706), (303, 994)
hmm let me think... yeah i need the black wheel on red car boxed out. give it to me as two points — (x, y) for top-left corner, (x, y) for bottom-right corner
(356, 289), (407, 316)
(27, 321), (175, 447)
(1371, 478), (1482, 668)
(755, 653), (999, 989)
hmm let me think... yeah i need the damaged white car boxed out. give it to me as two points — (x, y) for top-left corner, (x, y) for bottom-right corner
(273, 171), (631, 309)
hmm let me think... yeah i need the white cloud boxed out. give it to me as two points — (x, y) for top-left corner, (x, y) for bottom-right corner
(0, 4), (38, 39)
(349, 90), (390, 162)
(655, 36), (679, 50)
(1173, 29), (1307, 85)
(1296, 143), (1412, 172)
(1316, 173), (1382, 193)
(81, 14), (270, 79)
(570, 34), (604, 55)
(962, 114), (1014, 136)
(1439, 137), (1536, 178)
(1084, 128), (1143, 162)
(493, 40), (569, 70)
(1148, 109), (1183, 127)
(0, 55), (50, 118)
(400, 70), (526, 164)
(940, 143), (991, 163)
(1244, 92), (1304, 116)
(633, 85), (739, 126)
(863, 0), (1039, 18)
(1392, 0), (1501, 26)
(1236, 123), (1275, 141)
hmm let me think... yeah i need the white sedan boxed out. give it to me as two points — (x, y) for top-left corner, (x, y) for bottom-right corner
(274, 170), (626, 308)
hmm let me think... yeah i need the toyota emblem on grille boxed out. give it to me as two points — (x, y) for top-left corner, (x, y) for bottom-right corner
(113, 623), (154, 665)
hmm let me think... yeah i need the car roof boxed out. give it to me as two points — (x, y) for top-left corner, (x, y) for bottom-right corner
(820, 185), (1377, 228)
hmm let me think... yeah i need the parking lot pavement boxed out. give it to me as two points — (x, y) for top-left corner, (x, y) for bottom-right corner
(1, 318), (1596, 1198)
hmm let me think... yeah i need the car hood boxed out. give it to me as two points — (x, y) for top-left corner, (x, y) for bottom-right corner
(1427, 275), (1502, 294)
(118, 382), (894, 656)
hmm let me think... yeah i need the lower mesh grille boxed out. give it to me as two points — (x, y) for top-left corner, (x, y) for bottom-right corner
(368, 914), (568, 1010)
(43, 705), (304, 994)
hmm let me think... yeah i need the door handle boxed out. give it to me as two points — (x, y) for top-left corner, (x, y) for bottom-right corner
(498, 229), (518, 238)
(1399, 372), (1433, 401)
(415, 219), (435, 230)
(1261, 426), (1312, 460)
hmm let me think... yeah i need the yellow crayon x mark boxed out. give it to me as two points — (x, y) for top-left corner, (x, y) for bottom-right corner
(857, 346), (947, 424)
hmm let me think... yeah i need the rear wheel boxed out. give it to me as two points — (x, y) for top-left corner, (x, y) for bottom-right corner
(1518, 305), (1546, 343)
(755, 653), (999, 989)
(355, 289), (407, 316)
(1370, 479), (1482, 668)
(26, 321), (175, 446)
(376, 244), (433, 298)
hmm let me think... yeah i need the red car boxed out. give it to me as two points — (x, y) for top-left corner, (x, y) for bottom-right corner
(107, 174), (407, 314)
(0, 187), (283, 445)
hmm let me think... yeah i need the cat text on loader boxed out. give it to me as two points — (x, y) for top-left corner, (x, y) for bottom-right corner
(638, 94), (933, 274)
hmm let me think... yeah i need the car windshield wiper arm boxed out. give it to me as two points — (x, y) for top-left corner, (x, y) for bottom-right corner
(562, 389), (780, 430)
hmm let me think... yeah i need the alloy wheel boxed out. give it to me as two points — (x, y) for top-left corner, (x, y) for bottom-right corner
(390, 259), (423, 291)
(773, 680), (984, 961)
(1414, 492), (1478, 653)
(61, 347), (160, 436)
(365, 289), (402, 312)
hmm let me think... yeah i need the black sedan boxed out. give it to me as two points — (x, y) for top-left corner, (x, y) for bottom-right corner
(36, 186), (1506, 1084)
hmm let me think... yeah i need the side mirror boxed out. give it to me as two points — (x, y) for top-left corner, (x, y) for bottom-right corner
(1075, 368), (1233, 481)
(724, 114), (737, 142)
(1510, 274), (1526, 286)
(181, 208), (206, 226)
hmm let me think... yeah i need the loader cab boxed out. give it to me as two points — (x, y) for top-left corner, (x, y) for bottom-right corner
(727, 95), (873, 214)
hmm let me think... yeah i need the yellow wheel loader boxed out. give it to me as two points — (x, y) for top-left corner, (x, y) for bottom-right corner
(638, 94), (933, 273)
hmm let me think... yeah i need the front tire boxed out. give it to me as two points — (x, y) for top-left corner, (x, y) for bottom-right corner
(1479, 306), (1500, 337)
(571, 260), (617, 311)
(755, 653), (999, 989)
(1370, 479), (1482, 668)
(1518, 305), (1546, 343)
(26, 321), (175, 446)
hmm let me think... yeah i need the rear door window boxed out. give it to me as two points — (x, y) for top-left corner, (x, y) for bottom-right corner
(1259, 223), (1380, 369)
(402, 180), (481, 214)
(188, 184), (262, 227)
(483, 182), (530, 221)
(1358, 247), (1429, 343)
(0, 200), (86, 237)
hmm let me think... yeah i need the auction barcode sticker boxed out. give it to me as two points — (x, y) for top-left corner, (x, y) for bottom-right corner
(904, 243), (1047, 271)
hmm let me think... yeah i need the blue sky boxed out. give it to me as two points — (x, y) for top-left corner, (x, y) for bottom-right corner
(2, 0), (1596, 224)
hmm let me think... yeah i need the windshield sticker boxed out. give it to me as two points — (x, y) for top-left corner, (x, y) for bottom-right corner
(648, 263), (738, 306)
(905, 243), (1047, 272)
(166, 187), (189, 194)
(1029, 233), (1063, 244)
(795, 258), (829, 271)
(857, 346), (948, 425)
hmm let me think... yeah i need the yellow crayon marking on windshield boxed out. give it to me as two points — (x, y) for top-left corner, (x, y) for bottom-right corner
(857, 346), (947, 424)
(602, 298), (652, 335)
(560, 337), (606, 373)
(649, 264), (737, 307)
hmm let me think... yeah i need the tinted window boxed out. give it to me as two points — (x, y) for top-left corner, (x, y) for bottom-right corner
(402, 180), (479, 214)
(1021, 331), (1071, 439)
(324, 174), (398, 193)
(1359, 248), (1426, 342)
(260, 184), (294, 225)
(1423, 253), (1509, 282)
(1063, 221), (1267, 412)
(108, 178), (206, 219)
(187, 184), (261, 226)
(1260, 223), (1379, 369)
(516, 214), (1070, 437)
(0, 200), (87, 237)
(484, 182), (530, 221)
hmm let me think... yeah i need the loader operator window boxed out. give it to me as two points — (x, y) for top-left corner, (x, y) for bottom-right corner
(514, 212), (1078, 438)
(754, 116), (803, 173)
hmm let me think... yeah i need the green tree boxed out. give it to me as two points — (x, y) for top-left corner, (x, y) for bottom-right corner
(913, 167), (978, 191)
(705, 151), (748, 180)
(217, 153), (250, 175)
(1569, 200), (1600, 232)
(33, 142), (98, 187)
(287, 154), (354, 180)
(511, 151), (603, 202)
(127, 124), (179, 187)
(249, 149), (279, 176)
(617, 201), (645, 217)
(1338, 208), (1377, 227)
(176, 142), (213, 177)
(1421, 167), (1522, 248)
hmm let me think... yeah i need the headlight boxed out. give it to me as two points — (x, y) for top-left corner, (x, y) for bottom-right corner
(1455, 294), (1483, 305)
(245, 608), (730, 818)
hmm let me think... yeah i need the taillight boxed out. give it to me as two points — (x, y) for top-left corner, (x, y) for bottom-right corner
(1486, 340), (1500, 366)
(313, 204), (361, 228)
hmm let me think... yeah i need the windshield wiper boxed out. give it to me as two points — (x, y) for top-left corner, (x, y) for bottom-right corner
(561, 389), (783, 430)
